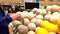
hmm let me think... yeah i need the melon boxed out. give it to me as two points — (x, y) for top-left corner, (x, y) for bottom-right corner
(17, 25), (28, 34)
(35, 27), (48, 34)
(48, 32), (56, 34)
(23, 18), (30, 26)
(50, 15), (59, 24)
(8, 23), (13, 34)
(31, 18), (36, 23)
(13, 20), (22, 26)
(27, 31), (35, 34)
(39, 9), (47, 15)
(44, 14), (52, 20)
(57, 18), (60, 27)
(40, 20), (59, 32)
(27, 12), (35, 20)
(36, 15), (43, 19)
(51, 5), (60, 12)
(46, 6), (52, 11)
(28, 23), (36, 31)
(35, 19), (42, 26)
(32, 8), (38, 14)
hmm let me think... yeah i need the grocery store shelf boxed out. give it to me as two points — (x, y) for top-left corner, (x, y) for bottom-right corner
(40, 1), (60, 5)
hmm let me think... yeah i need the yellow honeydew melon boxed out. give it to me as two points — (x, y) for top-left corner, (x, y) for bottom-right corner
(35, 27), (48, 34)
(57, 18), (60, 27)
(40, 20), (59, 32)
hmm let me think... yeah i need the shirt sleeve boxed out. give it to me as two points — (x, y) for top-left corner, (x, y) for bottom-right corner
(0, 14), (12, 22)
(6, 14), (12, 23)
(0, 14), (12, 27)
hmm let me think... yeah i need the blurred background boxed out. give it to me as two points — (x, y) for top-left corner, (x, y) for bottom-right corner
(0, 0), (60, 13)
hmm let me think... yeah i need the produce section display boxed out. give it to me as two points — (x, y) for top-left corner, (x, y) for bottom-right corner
(8, 5), (60, 34)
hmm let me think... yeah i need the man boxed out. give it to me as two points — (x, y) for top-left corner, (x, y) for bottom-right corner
(0, 6), (21, 34)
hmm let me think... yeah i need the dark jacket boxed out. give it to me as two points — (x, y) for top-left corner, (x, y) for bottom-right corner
(0, 6), (12, 34)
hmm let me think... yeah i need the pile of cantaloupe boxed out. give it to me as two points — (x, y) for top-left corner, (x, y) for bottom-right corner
(8, 5), (60, 34)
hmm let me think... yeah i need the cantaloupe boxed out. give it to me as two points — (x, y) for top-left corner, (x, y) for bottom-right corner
(50, 5), (60, 12)
(17, 25), (28, 34)
(27, 31), (35, 34)
(32, 8), (38, 14)
(39, 9), (47, 15)
(46, 6), (52, 11)
(35, 9), (41, 15)
(13, 20), (22, 26)
(48, 32), (56, 34)
(44, 14), (52, 20)
(27, 12), (35, 20)
(31, 18), (36, 23)
(16, 11), (28, 21)
(20, 11), (28, 19)
(50, 15), (60, 24)
(8, 23), (13, 34)
(52, 12), (60, 16)
(36, 15), (43, 19)
(31, 18), (42, 26)
(23, 18), (30, 26)
(28, 23), (36, 31)
(35, 19), (42, 26)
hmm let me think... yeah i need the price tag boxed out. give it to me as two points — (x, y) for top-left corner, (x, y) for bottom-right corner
(25, 0), (34, 2)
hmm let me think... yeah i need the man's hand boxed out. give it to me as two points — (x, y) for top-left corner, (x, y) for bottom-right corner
(10, 13), (21, 21)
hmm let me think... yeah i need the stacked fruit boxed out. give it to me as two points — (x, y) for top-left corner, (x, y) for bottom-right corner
(8, 5), (60, 34)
